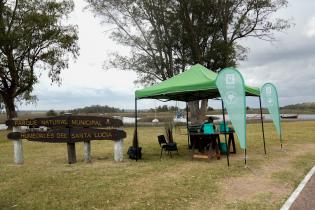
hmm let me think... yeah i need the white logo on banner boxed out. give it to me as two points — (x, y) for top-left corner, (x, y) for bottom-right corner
(266, 86), (272, 95)
(226, 74), (235, 85)
(265, 86), (274, 105)
(225, 91), (237, 105)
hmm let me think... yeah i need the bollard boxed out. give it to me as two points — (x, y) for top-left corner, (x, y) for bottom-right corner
(13, 126), (24, 164)
(114, 139), (123, 161)
(113, 117), (124, 162)
(83, 141), (91, 163)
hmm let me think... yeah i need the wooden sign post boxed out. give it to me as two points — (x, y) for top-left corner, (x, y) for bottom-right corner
(6, 116), (126, 164)
(67, 143), (76, 164)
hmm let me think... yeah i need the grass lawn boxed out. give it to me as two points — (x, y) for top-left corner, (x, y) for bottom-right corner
(0, 121), (315, 210)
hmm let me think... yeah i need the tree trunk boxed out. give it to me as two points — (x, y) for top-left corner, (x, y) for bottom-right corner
(189, 99), (208, 125)
(3, 94), (17, 121)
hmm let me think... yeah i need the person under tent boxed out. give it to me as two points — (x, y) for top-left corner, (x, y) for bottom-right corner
(200, 116), (216, 133)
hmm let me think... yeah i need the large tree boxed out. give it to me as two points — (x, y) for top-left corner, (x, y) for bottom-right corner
(178, 0), (290, 123)
(0, 0), (79, 120)
(87, 0), (289, 124)
(87, 0), (181, 86)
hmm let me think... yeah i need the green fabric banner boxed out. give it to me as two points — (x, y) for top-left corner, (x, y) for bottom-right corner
(216, 68), (247, 149)
(261, 83), (282, 137)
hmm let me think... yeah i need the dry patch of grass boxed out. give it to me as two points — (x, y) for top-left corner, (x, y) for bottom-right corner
(0, 121), (314, 210)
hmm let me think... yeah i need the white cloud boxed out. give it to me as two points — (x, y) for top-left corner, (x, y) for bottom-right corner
(20, 0), (137, 110)
(240, 47), (315, 107)
(18, 0), (315, 110)
(305, 17), (315, 38)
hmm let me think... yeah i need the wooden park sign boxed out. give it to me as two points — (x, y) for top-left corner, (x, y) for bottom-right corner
(7, 128), (126, 142)
(6, 115), (123, 128)
(6, 115), (126, 164)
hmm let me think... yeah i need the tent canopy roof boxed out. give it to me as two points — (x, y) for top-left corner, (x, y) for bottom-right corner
(135, 64), (260, 101)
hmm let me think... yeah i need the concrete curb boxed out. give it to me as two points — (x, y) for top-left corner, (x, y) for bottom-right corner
(280, 166), (315, 210)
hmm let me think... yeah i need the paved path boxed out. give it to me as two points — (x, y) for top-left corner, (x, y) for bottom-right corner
(290, 173), (315, 210)
(281, 166), (315, 210)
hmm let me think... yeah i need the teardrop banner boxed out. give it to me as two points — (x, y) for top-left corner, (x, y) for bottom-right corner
(261, 83), (282, 147)
(216, 68), (247, 150)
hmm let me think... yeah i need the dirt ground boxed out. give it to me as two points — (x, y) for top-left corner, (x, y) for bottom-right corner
(189, 143), (315, 210)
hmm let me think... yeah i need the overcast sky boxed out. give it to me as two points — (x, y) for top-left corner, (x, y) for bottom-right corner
(20, 0), (315, 111)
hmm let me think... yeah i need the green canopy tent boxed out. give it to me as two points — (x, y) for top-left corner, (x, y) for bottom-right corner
(136, 64), (260, 101)
(132, 64), (266, 164)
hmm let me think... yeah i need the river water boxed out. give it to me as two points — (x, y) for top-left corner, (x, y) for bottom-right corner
(0, 124), (7, 130)
(208, 114), (315, 121)
(0, 114), (314, 130)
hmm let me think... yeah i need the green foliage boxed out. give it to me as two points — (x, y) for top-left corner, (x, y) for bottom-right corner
(87, 0), (290, 85)
(69, 105), (123, 114)
(281, 102), (315, 110)
(207, 106), (214, 111)
(46, 109), (57, 116)
(150, 105), (180, 112)
(157, 105), (169, 112)
(0, 0), (79, 118)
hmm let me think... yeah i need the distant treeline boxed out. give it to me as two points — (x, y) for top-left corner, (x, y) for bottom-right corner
(45, 102), (315, 116)
(281, 102), (315, 110)
(69, 105), (125, 114)
(150, 105), (179, 112)
(149, 105), (215, 112)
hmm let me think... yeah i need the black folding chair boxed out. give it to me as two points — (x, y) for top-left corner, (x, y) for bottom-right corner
(158, 135), (179, 159)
